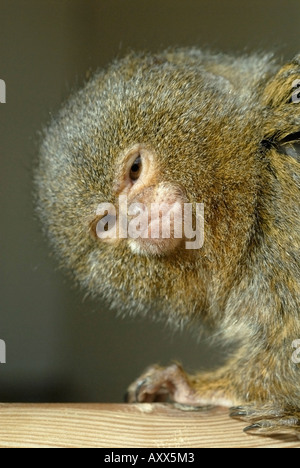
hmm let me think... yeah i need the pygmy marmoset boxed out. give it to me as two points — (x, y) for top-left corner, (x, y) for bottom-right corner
(35, 48), (300, 436)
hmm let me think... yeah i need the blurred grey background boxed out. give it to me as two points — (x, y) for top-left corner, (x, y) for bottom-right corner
(0, 0), (299, 402)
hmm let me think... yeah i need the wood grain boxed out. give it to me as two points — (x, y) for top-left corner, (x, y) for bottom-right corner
(0, 403), (299, 448)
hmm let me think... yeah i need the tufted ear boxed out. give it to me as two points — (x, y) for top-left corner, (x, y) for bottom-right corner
(262, 55), (300, 161)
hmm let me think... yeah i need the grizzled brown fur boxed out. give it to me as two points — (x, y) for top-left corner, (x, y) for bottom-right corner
(35, 49), (300, 436)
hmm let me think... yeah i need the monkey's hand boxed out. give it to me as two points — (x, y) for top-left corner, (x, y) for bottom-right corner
(125, 364), (300, 439)
(125, 363), (200, 405)
(125, 363), (232, 408)
(230, 405), (300, 439)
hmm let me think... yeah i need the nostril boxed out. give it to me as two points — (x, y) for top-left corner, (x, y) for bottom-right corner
(90, 212), (117, 238)
(97, 213), (116, 234)
(97, 214), (116, 231)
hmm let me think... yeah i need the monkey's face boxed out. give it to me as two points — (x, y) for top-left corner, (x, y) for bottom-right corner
(35, 51), (300, 318)
(89, 143), (189, 257)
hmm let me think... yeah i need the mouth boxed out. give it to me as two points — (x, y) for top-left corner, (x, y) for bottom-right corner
(127, 236), (183, 256)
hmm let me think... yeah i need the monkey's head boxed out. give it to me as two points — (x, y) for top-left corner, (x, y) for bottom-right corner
(35, 50), (300, 322)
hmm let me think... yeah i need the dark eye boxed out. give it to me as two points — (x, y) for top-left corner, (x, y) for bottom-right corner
(129, 155), (142, 181)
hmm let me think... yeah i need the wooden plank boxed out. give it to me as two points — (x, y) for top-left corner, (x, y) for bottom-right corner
(0, 403), (298, 448)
